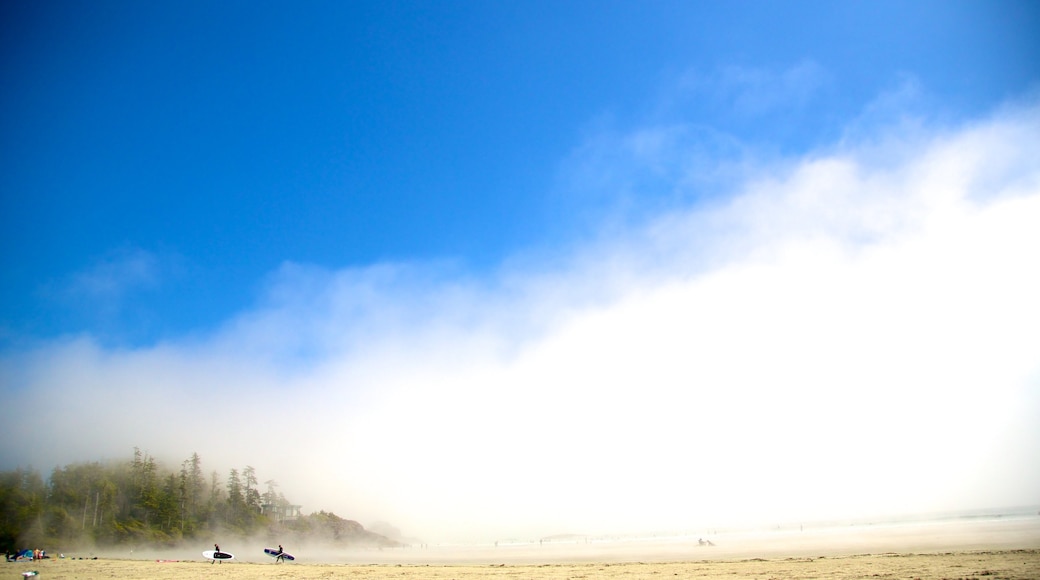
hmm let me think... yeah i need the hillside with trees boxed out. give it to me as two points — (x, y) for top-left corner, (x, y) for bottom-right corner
(0, 448), (397, 553)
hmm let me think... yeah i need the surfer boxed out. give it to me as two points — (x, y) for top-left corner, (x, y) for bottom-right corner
(213, 544), (220, 564)
(276, 545), (284, 563)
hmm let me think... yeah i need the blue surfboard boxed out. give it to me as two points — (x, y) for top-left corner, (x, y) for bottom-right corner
(264, 547), (295, 561)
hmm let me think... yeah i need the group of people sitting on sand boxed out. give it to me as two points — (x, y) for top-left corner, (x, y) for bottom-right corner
(5, 549), (46, 562)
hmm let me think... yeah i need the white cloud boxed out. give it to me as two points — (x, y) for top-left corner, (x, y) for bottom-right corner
(2, 98), (1039, 543)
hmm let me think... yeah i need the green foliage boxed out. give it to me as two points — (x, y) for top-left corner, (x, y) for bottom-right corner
(0, 467), (46, 552)
(0, 449), (298, 550)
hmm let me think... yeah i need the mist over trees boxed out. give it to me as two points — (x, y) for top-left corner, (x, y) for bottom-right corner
(0, 448), (395, 552)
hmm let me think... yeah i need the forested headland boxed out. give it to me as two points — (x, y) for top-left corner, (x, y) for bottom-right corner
(0, 448), (397, 553)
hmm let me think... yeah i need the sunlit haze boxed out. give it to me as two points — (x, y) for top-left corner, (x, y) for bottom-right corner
(1, 1), (1038, 544)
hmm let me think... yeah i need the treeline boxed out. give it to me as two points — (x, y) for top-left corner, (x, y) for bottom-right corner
(0, 448), (312, 551)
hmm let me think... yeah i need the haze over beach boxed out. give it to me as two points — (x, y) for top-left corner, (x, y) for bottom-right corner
(2, 0), (1039, 548)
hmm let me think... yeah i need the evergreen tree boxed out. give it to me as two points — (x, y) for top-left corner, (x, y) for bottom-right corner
(226, 468), (243, 528)
(207, 470), (223, 528)
(243, 465), (260, 515)
(0, 449), (331, 549)
(182, 453), (204, 527)
(0, 467), (45, 551)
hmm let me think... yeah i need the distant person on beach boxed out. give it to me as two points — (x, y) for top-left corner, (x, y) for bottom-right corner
(276, 545), (285, 563)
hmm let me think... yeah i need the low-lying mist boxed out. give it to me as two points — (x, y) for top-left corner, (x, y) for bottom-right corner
(74, 512), (1040, 565)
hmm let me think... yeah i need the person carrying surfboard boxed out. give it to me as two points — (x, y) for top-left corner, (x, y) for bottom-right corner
(204, 546), (234, 564)
(263, 545), (293, 562)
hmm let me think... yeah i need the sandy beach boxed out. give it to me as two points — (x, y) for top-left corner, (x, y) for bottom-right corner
(11, 550), (1040, 579)
(12, 516), (1040, 579)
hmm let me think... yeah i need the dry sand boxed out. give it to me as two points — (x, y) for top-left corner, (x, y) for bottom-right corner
(13, 516), (1040, 579)
(13, 550), (1040, 580)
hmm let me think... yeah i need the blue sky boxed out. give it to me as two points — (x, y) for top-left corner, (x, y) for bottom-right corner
(3, 0), (1037, 343)
(2, 1), (1040, 541)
